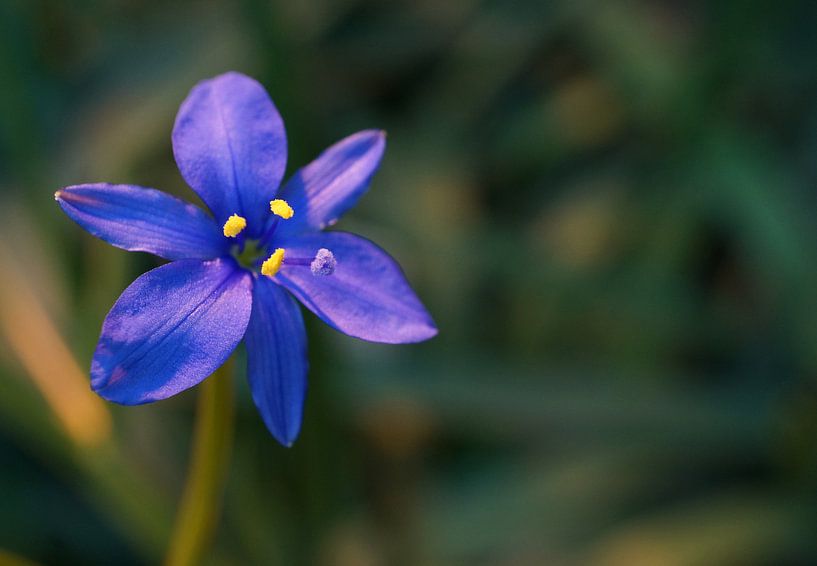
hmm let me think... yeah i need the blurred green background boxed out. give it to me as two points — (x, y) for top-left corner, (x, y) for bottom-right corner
(3, 0), (817, 564)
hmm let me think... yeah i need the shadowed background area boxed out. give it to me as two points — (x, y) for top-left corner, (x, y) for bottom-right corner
(2, 0), (817, 564)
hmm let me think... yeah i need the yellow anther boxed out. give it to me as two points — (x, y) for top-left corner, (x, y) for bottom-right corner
(261, 248), (285, 277)
(223, 214), (247, 238)
(270, 199), (294, 219)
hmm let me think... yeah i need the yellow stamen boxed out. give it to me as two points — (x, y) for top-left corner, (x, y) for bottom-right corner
(261, 248), (285, 277)
(223, 214), (247, 237)
(270, 199), (294, 219)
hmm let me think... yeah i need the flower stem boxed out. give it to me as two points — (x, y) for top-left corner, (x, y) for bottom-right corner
(164, 358), (235, 566)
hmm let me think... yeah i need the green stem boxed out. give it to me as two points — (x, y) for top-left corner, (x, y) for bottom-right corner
(164, 358), (235, 566)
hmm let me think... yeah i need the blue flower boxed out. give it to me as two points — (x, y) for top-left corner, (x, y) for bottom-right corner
(55, 72), (437, 446)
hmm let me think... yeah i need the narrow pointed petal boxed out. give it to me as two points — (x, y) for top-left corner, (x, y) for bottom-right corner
(275, 231), (437, 343)
(245, 277), (308, 446)
(56, 184), (226, 261)
(273, 130), (386, 238)
(91, 259), (252, 404)
(172, 72), (287, 234)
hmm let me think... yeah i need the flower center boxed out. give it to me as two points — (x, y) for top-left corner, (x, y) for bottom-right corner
(225, 199), (336, 278)
(233, 238), (267, 269)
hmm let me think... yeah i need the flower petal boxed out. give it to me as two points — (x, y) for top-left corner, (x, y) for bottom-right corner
(245, 276), (308, 446)
(275, 231), (437, 343)
(273, 130), (386, 238)
(56, 184), (226, 261)
(91, 258), (252, 404)
(172, 71), (287, 235)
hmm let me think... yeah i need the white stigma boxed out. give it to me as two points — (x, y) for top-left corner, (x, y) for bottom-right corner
(310, 248), (336, 276)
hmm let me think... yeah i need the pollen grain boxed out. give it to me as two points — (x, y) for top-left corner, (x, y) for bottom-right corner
(223, 214), (247, 238)
(261, 248), (285, 277)
(270, 199), (294, 219)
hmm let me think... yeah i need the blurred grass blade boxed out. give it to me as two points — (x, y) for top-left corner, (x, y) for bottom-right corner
(0, 242), (111, 448)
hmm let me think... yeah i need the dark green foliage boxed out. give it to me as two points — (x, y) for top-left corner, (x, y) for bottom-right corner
(2, 1), (817, 564)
